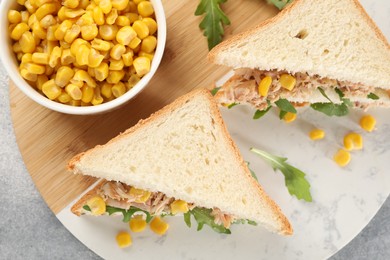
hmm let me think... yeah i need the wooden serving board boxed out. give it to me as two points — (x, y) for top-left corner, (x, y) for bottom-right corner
(10, 0), (278, 215)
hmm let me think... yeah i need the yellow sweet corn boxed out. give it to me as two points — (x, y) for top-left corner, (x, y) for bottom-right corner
(55, 66), (74, 87)
(343, 132), (363, 151)
(127, 74), (140, 89)
(94, 62), (109, 81)
(35, 3), (58, 21)
(73, 69), (96, 87)
(116, 231), (132, 248)
(99, 0), (112, 14)
(32, 23), (47, 39)
(75, 44), (90, 66)
(80, 24), (98, 41)
(279, 74), (296, 91)
(64, 8), (86, 19)
(91, 38), (111, 51)
(106, 70), (125, 84)
(88, 48), (105, 68)
(138, 51), (154, 60)
(150, 217), (169, 236)
(36, 75), (48, 90)
(61, 48), (75, 65)
(20, 69), (37, 82)
(309, 129), (325, 140)
(110, 44), (126, 60)
(20, 11), (30, 23)
(359, 115), (376, 132)
(128, 187), (151, 203)
(100, 82), (112, 98)
(283, 112), (297, 123)
(64, 24), (81, 44)
(39, 14), (56, 29)
(129, 215), (147, 233)
(32, 53), (50, 65)
(170, 200), (189, 215)
(133, 57), (150, 77)
(122, 52), (134, 66)
(109, 59), (124, 71)
(49, 46), (62, 67)
(11, 23), (30, 41)
(57, 91), (72, 103)
(78, 0), (90, 9)
(132, 20), (149, 39)
(42, 79), (62, 100)
(125, 13), (139, 24)
(116, 26), (137, 45)
(258, 76), (272, 97)
(55, 20), (72, 41)
(92, 7), (105, 25)
(106, 9), (118, 25)
(99, 24), (119, 41)
(334, 149), (351, 167)
(91, 86), (103, 105)
(63, 0), (80, 8)
(13, 42), (22, 53)
(112, 0), (129, 11)
(81, 85), (95, 103)
(27, 13), (38, 28)
(86, 196), (106, 215)
(65, 83), (82, 100)
(116, 16), (130, 27)
(133, 0), (146, 4)
(142, 17), (157, 35)
(138, 1), (154, 17)
(129, 37), (141, 49)
(111, 82), (126, 97)
(141, 35), (157, 53)
(8, 10), (22, 24)
(20, 31), (36, 54)
(77, 11), (94, 26)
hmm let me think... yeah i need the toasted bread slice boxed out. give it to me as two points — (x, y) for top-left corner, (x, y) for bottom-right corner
(68, 88), (292, 235)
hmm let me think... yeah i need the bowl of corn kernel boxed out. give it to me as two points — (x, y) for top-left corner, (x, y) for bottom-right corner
(0, 0), (166, 115)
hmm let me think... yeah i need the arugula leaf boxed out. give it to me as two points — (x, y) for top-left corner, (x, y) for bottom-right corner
(266, 0), (293, 10)
(195, 0), (231, 50)
(210, 87), (221, 96)
(233, 219), (257, 226)
(183, 212), (192, 228)
(187, 207), (231, 234)
(250, 148), (312, 202)
(227, 102), (239, 109)
(246, 162), (258, 181)
(310, 87), (350, 116)
(279, 110), (288, 120)
(106, 206), (153, 223)
(275, 99), (297, 114)
(83, 205), (91, 211)
(367, 93), (380, 100)
(253, 105), (272, 119)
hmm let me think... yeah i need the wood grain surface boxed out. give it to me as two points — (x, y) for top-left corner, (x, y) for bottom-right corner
(10, 0), (278, 214)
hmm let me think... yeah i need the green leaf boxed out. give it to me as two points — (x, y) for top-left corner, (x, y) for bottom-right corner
(279, 110), (288, 120)
(195, 0), (231, 50)
(367, 93), (380, 100)
(83, 205), (91, 211)
(310, 102), (349, 117)
(334, 88), (344, 99)
(318, 87), (333, 102)
(253, 106), (272, 120)
(227, 102), (239, 109)
(250, 148), (312, 202)
(275, 99), (297, 114)
(183, 212), (192, 228)
(233, 219), (257, 225)
(189, 207), (231, 234)
(266, 0), (293, 10)
(246, 162), (258, 181)
(210, 87), (221, 96)
(106, 206), (153, 223)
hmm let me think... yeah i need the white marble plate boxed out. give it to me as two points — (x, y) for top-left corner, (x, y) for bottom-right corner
(57, 1), (390, 259)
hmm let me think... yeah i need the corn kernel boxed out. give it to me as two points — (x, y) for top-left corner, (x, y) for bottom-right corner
(111, 82), (126, 97)
(75, 44), (90, 66)
(71, 38), (89, 55)
(360, 115), (376, 132)
(64, 24), (81, 44)
(20, 32), (36, 53)
(106, 9), (118, 25)
(88, 48), (104, 68)
(129, 215), (147, 232)
(32, 23), (47, 39)
(55, 66), (74, 87)
(36, 75), (48, 90)
(258, 76), (272, 97)
(86, 2), (97, 11)
(20, 69), (37, 82)
(11, 23), (30, 41)
(77, 11), (94, 26)
(79, 0), (90, 9)
(128, 187), (151, 203)
(125, 13), (139, 24)
(129, 37), (141, 49)
(142, 17), (157, 35)
(46, 25), (58, 41)
(138, 51), (154, 60)
(116, 231), (132, 248)
(343, 132), (363, 151)
(106, 70), (125, 84)
(334, 149), (351, 167)
(55, 20), (72, 41)
(309, 129), (325, 140)
(133, 56), (150, 77)
(109, 58), (124, 70)
(86, 196), (106, 215)
(73, 69), (96, 87)
(132, 20), (149, 39)
(122, 52), (133, 66)
(40, 14), (56, 29)
(127, 1), (137, 12)
(111, 0), (129, 10)
(8, 10), (22, 24)
(61, 48), (75, 65)
(80, 24), (98, 41)
(116, 16), (130, 27)
(283, 112), (296, 123)
(150, 217), (169, 236)
(94, 62), (109, 81)
(27, 14), (38, 28)
(115, 26), (137, 45)
(170, 200), (189, 215)
(57, 6), (67, 21)
(17, 0), (27, 6)
(110, 44), (126, 60)
(49, 46), (62, 67)
(81, 85), (95, 103)
(35, 3), (58, 21)
(91, 86), (103, 105)
(91, 38), (111, 51)
(127, 74), (140, 88)
(99, 0), (112, 14)
(42, 79), (62, 100)
(100, 82), (112, 98)
(63, 0), (79, 8)
(93, 7), (105, 25)
(20, 11), (30, 23)
(133, 0), (145, 4)
(99, 24), (118, 41)
(138, 1), (154, 17)
(141, 35), (157, 53)
(64, 8), (86, 19)
(57, 91), (72, 103)
(13, 42), (22, 53)
(65, 83), (82, 100)
(279, 74), (296, 91)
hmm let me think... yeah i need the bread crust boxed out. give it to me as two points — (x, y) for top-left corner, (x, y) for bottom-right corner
(71, 180), (107, 216)
(208, 0), (390, 64)
(68, 88), (293, 235)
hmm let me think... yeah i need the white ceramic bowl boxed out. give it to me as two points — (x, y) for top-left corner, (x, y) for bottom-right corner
(0, 0), (166, 115)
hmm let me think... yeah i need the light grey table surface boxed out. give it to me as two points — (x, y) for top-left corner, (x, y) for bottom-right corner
(0, 59), (389, 260)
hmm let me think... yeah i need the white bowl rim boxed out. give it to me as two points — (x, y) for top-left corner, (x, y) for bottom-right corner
(0, 0), (167, 115)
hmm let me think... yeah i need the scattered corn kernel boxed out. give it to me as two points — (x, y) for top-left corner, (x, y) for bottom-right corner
(42, 79), (62, 100)
(122, 52), (133, 66)
(81, 85), (95, 103)
(129, 187), (151, 203)
(21, 68), (37, 81)
(258, 76), (272, 97)
(81, 24), (99, 41)
(129, 37), (141, 49)
(49, 46), (62, 67)
(88, 48), (105, 68)
(55, 66), (74, 87)
(132, 20), (149, 39)
(11, 23), (30, 41)
(32, 53), (50, 65)
(133, 57), (150, 77)
(36, 74), (48, 90)
(170, 200), (189, 215)
(142, 17), (157, 35)
(110, 59), (124, 71)
(91, 86), (103, 105)
(106, 70), (125, 84)
(91, 38), (111, 51)
(150, 217), (169, 236)
(64, 24), (81, 44)
(35, 3), (58, 21)
(99, 0), (112, 14)
(101, 82), (112, 98)
(116, 231), (132, 248)
(112, 0), (129, 11)
(343, 132), (363, 151)
(25, 63), (46, 75)
(94, 62), (109, 81)
(110, 44), (126, 60)
(283, 112), (297, 123)
(360, 115), (376, 132)
(99, 24), (118, 41)
(116, 16), (130, 27)
(334, 149), (351, 167)
(106, 9), (118, 25)
(86, 196), (106, 215)
(129, 215), (147, 233)
(57, 91), (72, 103)
(66, 84), (82, 100)
(138, 1), (154, 17)
(309, 129), (325, 140)
(93, 7), (105, 25)
(8, 10), (22, 24)
(75, 44), (90, 66)
(61, 48), (75, 65)
(279, 74), (296, 91)
(116, 26), (137, 45)
(63, 0), (79, 8)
